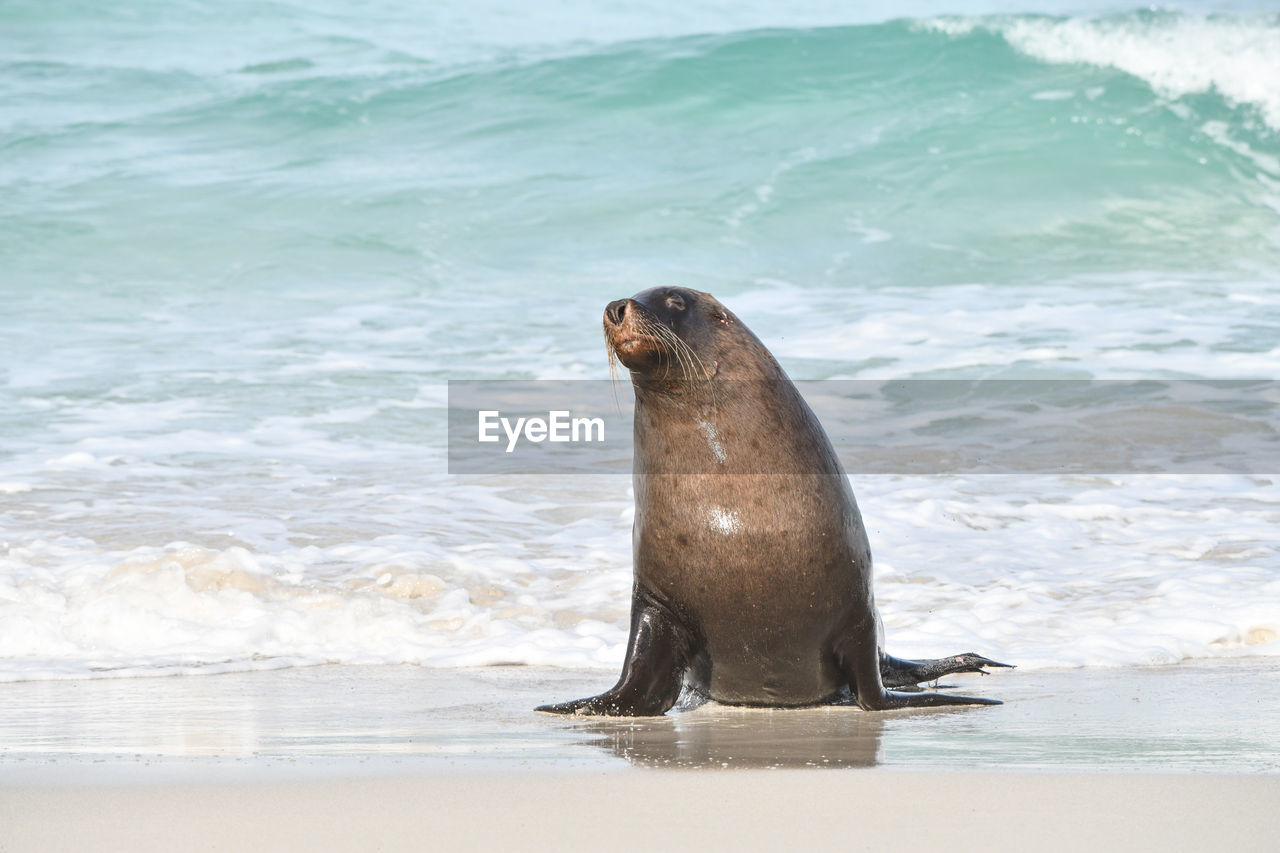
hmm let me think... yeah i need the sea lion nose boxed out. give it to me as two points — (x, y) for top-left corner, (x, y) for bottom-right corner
(605, 299), (629, 326)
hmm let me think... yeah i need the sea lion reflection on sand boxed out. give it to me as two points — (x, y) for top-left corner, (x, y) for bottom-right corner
(537, 287), (1010, 716)
(567, 708), (885, 768)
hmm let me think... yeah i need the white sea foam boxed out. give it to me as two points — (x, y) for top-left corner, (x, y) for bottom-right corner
(863, 474), (1280, 668)
(738, 275), (1280, 380)
(0, 533), (632, 682)
(4, 267), (1279, 682)
(1, 472), (1276, 681)
(927, 13), (1280, 130)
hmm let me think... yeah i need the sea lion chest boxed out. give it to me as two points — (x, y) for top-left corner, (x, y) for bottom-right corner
(630, 395), (874, 705)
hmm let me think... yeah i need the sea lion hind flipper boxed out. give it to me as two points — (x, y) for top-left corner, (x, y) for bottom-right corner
(535, 602), (694, 717)
(840, 632), (1003, 710)
(879, 651), (1014, 688)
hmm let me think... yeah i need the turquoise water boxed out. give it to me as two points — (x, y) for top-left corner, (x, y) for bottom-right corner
(6, 4), (1280, 308)
(1, 2), (1278, 679)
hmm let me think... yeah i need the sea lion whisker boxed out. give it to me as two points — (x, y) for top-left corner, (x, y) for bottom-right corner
(659, 323), (698, 380)
(639, 316), (687, 382)
(606, 340), (622, 412)
(653, 322), (692, 382)
(651, 318), (704, 384)
(648, 316), (716, 406)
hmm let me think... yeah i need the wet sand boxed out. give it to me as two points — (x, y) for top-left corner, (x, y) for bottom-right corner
(2, 660), (1278, 850)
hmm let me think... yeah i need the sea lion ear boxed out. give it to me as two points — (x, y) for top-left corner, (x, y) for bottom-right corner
(712, 309), (732, 324)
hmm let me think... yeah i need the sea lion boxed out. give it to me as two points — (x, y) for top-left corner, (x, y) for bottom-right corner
(537, 287), (1009, 716)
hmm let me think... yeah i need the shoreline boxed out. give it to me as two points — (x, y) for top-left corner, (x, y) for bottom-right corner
(2, 657), (1278, 778)
(3, 659), (1279, 850)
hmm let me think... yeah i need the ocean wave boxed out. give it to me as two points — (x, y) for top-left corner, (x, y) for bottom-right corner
(923, 11), (1280, 130)
(942, 12), (1280, 131)
(2, 472), (1277, 682)
(0, 538), (631, 682)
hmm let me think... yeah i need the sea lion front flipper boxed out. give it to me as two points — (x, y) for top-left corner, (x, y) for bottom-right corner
(535, 600), (694, 716)
(879, 651), (1014, 688)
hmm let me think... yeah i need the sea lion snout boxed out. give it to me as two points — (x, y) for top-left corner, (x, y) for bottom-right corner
(604, 297), (660, 370)
(604, 298), (630, 327)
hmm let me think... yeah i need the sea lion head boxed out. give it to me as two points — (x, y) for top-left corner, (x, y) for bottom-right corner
(603, 286), (738, 379)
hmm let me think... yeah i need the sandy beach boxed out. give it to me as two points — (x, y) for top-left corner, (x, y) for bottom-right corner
(2, 659), (1278, 850)
(7, 770), (1280, 853)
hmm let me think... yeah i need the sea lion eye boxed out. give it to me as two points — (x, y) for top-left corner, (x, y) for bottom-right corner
(666, 294), (686, 311)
